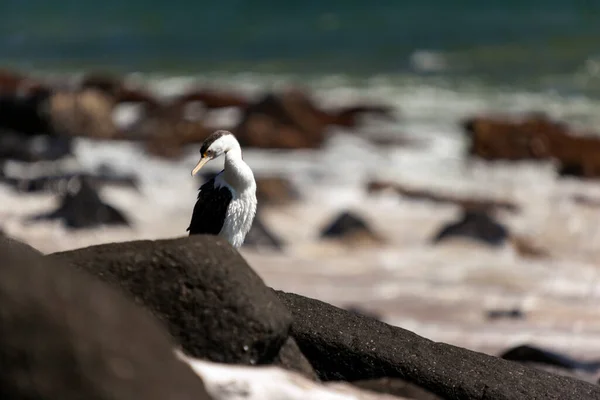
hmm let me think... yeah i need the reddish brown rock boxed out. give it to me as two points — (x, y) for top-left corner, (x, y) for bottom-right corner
(235, 88), (395, 149)
(172, 87), (251, 110)
(463, 113), (600, 178)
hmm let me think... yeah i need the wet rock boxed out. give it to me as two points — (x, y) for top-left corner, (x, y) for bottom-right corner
(351, 378), (442, 400)
(0, 235), (210, 400)
(49, 235), (293, 367)
(243, 213), (285, 251)
(272, 337), (318, 381)
(500, 345), (600, 374)
(47, 88), (120, 139)
(500, 345), (600, 384)
(0, 130), (73, 162)
(235, 88), (395, 149)
(256, 176), (301, 206)
(0, 82), (54, 136)
(486, 308), (525, 320)
(431, 210), (508, 246)
(275, 290), (600, 399)
(367, 180), (520, 214)
(463, 113), (600, 179)
(462, 112), (562, 161)
(172, 87), (251, 110)
(2, 165), (138, 194)
(79, 71), (158, 105)
(320, 210), (384, 246)
(29, 176), (129, 229)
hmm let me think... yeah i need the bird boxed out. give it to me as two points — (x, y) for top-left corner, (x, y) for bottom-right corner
(187, 130), (257, 248)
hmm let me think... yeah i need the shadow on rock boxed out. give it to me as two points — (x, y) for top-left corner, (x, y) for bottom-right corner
(0, 234), (210, 400)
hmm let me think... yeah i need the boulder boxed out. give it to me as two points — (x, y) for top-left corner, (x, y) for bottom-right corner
(431, 209), (508, 246)
(48, 235), (293, 366)
(0, 235), (210, 400)
(29, 176), (129, 229)
(319, 210), (384, 246)
(234, 88), (395, 149)
(275, 290), (600, 400)
(463, 113), (600, 179)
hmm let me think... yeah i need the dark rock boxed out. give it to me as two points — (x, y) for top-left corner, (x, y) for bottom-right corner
(0, 78), (54, 136)
(272, 337), (318, 381)
(0, 233), (44, 260)
(0, 130), (72, 162)
(431, 210), (508, 246)
(243, 213), (285, 251)
(486, 308), (525, 320)
(49, 235), (293, 366)
(29, 176), (129, 229)
(500, 345), (600, 374)
(2, 165), (138, 194)
(351, 378), (442, 400)
(320, 210), (383, 246)
(0, 235), (210, 400)
(275, 290), (600, 400)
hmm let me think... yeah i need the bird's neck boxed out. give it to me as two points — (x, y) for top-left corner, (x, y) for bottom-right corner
(223, 147), (255, 192)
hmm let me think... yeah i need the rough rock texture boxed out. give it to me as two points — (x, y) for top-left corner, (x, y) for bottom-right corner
(0, 235), (210, 400)
(271, 337), (318, 381)
(275, 290), (600, 400)
(49, 235), (292, 366)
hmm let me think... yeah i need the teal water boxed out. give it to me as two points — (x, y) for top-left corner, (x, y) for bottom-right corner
(2, 1), (600, 94)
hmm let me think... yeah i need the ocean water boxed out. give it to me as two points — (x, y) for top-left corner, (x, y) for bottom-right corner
(2, 1), (600, 91)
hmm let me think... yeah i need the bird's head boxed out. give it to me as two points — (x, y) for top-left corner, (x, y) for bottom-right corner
(191, 130), (237, 176)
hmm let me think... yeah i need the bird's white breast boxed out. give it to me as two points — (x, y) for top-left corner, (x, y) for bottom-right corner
(215, 175), (257, 248)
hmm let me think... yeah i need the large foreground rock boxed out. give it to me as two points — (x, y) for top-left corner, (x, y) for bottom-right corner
(275, 291), (600, 400)
(0, 235), (209, 400)
(49, 235), (292, 366)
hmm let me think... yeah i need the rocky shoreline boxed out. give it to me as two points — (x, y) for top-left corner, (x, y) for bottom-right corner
(2, 232), (599, 399)
(3, 68), (600, 398)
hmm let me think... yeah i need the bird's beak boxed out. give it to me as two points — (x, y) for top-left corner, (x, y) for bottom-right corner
(191, 156), (210, 176)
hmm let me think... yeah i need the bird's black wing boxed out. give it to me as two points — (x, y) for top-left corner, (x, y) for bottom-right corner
(187, 176), (233, 235)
